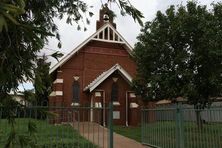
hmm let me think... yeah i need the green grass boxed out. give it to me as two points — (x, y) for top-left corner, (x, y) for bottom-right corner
(0, 118), (96, 148)
(142, 121), (222, 148)
(113, 126), (141, 143)
(114, 122), (222, 148)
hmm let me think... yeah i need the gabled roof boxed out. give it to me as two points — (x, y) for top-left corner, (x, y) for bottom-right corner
(84, 64), (132, 92)
(49, 23), (133, 74)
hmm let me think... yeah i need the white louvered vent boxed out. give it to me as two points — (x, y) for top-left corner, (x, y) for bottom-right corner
(92, 25), (124, 43)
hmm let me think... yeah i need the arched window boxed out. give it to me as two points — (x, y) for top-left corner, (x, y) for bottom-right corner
(72, 81), (80, 102)
(111, 82), (118, 101)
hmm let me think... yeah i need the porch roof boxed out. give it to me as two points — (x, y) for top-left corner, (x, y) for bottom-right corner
(84, 64), (132, 92)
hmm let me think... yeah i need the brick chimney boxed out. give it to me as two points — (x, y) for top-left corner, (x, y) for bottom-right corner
(96, 4), (116, 30)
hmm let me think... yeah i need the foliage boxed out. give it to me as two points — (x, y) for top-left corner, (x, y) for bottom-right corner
(21, 89), (35, 104)
(0, 0), (143, 99)
(34, 55), (52, 106)
(0, 0), (89, 96)
(0, 118), (96, 147)
(0, 0), (143, 147)
(108, 0), (144, 26)
(133, 1), (222, 108)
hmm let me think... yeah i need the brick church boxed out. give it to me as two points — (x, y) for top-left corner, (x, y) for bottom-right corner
(49, 7), (142, 126)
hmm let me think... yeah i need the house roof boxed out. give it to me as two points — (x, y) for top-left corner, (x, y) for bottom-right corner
(49, 23), (133, 74)
(84, 63), (132, 92)
(156, 99), (172, 105)
(9, 92), (24, 96)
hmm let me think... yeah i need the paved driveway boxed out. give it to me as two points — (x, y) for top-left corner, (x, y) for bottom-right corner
(72, 122), (148, 148)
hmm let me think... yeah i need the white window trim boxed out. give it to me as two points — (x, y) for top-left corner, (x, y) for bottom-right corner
(49, 91), (63, 96)
(53, 79), (63, 84)
(130, 102), (139, 108)
(95, 102), (102, 108)
(71, 102), (80, 106)
(113, 101), (120, 106)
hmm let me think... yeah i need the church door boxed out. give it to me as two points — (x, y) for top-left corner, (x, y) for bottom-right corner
(92, 91), (105, 125)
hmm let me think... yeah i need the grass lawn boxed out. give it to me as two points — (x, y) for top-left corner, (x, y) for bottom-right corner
(0, 118), (96, 148)
(142, 121), (222, 148)
(113, 125), (141, 143)
(114, 122), (222, 148)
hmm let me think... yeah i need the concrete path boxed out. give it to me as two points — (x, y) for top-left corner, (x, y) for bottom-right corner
(72, 122), (148, 148)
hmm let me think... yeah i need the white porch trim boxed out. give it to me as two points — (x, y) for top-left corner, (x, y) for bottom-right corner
(84, 63), (132, 92)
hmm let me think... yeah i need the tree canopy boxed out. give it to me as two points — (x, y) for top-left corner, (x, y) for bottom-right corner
(133, 1), (222, 108)
(34, 55), (52, 106)
(0, 1), (143, 147)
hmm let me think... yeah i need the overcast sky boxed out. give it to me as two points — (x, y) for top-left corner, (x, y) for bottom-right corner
(43, 0), (219, 64)
(19, 0), (219, 91)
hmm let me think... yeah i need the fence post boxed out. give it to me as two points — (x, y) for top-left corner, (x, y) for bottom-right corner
(108, 102), (113, 148)
(141, 108), (143, 144)
(176, 103), (184, 148)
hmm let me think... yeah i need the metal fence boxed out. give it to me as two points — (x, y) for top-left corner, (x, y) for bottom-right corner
(141, 104), (222, 148)
(0, 104), (114, 148)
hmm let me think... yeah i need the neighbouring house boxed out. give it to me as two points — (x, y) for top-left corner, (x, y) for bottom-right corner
(155, 97), (222, 122)
(9, 92), (30, 106)
(49, 7), (145, 126)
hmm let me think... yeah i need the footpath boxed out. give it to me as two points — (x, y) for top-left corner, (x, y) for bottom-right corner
(73, 122), (148, 148)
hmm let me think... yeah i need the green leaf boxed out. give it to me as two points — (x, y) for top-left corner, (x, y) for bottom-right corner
(1, 11), (20, 25)
(28, 120), (37, 135)
(86, 18), (90, 25)
(5, 129), (16, 148)
(89, 12), (94, 17)
(57, 42), (61, 48)
(17, 0), (26, 9)
(0, 3), (25, 14)
(77, 25), (81, 30)
(51, 51), (64, 61)
(0, 14), (8, 32)
(18, 135), (29, 147)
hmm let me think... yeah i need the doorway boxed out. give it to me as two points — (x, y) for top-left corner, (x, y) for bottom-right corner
(91, 90), (105, 126)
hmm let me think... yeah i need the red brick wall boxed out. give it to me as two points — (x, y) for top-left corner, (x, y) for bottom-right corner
(49, 41), (138, 125)
(58, 41), (136, 107)
(95, 73), (131, 125)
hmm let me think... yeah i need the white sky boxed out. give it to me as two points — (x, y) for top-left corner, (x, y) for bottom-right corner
(42, 0), (219, 65)
(19, 0), (219, 91)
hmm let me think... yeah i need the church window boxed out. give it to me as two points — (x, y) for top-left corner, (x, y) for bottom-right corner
(111, 82), (118, 101)
(72, 81), (80, 102)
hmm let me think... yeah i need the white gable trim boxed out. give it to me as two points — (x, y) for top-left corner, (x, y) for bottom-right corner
(49, 23), (133, 74)
(84, 64), (132, 92)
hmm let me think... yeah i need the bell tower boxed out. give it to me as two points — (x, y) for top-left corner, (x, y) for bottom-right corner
(96, 4), (116, 30)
